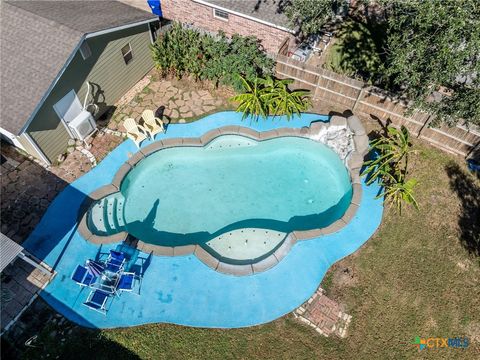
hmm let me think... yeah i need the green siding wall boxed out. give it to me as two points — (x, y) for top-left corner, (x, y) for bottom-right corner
(17, 133), (46, 162)
(26, 23), (155, 163)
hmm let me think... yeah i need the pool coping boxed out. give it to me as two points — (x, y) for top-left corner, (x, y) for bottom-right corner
(77, 115), (369, 276)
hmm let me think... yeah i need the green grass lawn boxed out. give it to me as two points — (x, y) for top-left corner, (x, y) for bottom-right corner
(324, 18), (386, 83)
(5, 137), (479, 360)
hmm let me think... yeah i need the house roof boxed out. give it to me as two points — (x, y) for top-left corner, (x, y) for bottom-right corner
(195, 0), (292, 31)
(0, 1), (157, 135)
(0, 233), (23, 272)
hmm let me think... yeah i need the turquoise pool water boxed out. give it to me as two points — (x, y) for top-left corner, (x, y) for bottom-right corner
(111, 135), (352, 246)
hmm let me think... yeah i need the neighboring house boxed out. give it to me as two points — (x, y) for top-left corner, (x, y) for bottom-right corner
(0, 1), (159, 165)
(159, 0), (296, 54)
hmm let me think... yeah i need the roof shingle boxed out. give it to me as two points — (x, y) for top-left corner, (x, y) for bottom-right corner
(0, 1), (156, 135)
(199, 0), (292, 30)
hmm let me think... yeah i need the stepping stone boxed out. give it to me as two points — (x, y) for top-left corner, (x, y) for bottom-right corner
(203, 105), (216, 112)
(201, 93), (214, 101)
(157, 81), (172, 92)
(192, 108), (204, 116)
(149, 82), (161, 91)
(179, 105), (190, 113)
(182, 111), (194, 118)
(175, 99), (186, 107)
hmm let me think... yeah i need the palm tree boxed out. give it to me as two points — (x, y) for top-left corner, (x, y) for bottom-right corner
(362, 125), (414, 185)
(230, 76), (311, 121)
(362, 125), (419, 212)
(376, 174), (418, 213)
(263, 78), (311, 120)
(229, 76), (269, 121)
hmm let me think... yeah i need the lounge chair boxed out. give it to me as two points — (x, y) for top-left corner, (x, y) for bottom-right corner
(109, 250), (126, 262)
(141, 110), (165, 139)
(84, 289), (110, 314)
(117, 272), (140, 293)
(124, 118), (148, 148)
(71, 265), (96, 287)
(105, 250), (126, 273)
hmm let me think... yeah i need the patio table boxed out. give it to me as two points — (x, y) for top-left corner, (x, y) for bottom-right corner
(92, 269), (121, 294)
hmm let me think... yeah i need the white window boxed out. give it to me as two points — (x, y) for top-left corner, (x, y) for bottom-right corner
(79, 42), (91, 60)
(213, 8), (229, 21)
(121, 43), (133, 65)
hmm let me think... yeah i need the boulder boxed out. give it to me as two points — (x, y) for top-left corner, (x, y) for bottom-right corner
(348, 153), (364, 171)
(347, 115), (366, 136)
(353, 134), (369, 156)
(330, 115), (347, 127)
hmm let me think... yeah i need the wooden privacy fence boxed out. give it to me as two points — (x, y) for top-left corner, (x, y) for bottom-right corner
(275, 55), (480, 157)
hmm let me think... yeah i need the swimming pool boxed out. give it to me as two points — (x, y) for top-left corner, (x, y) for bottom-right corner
(87, 134), (352, 265)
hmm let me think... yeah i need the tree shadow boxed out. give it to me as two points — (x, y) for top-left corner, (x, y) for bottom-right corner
(369, 114), (392, 137)
(155, 105), (171, 130)
(327, 109), (354, 118)
(104, 188), (352, 252)
(445, 162), (480, 256)
(324, 18), (385, 82)
(1, 297), (141, 360)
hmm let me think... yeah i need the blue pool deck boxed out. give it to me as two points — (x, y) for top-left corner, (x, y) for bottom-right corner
(23, 111), (383, 329)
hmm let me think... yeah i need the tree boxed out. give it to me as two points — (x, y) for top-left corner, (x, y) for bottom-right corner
(230, 77), (269, 121)
(284, 0), (346, 37)
(384, 0), (480, 126)
(362, 126), (418, 213)
(230, 76), (311, 121)
(262, 78), (311, 120)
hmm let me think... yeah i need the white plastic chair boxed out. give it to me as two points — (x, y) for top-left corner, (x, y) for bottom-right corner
(141, 110), (165, 139)
(123, 118), (147, 148)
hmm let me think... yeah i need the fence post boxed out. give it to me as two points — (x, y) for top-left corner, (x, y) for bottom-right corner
(352, 87), (364, 112)
(417, 114), (432, 138)
(313, 71), (323, 101)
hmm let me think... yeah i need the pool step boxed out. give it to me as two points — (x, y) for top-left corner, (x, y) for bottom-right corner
(116, 197), (126, 227)
(89, 200), (107, 233)
(89, 193), (126, 235)
(104, 197), (116, 233)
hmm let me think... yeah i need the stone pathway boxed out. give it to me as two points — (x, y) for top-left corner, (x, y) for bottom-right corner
(294, 288), (352, 338)
(105, 73), (231, 132)
(84, 131), (123, 163)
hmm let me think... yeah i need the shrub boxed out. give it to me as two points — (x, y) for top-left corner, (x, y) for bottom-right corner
(151, 23), (274, 91)
(230, 76), (311, 121)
